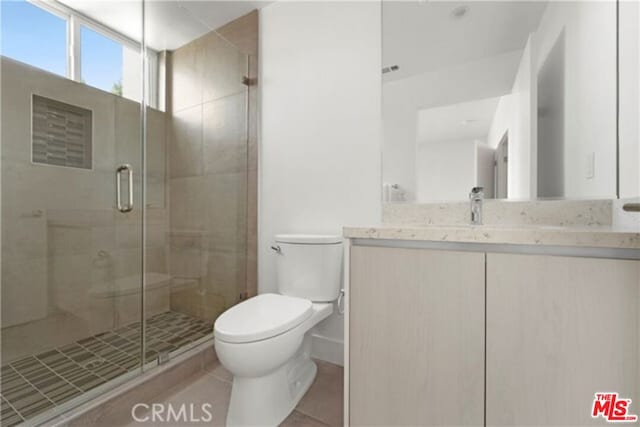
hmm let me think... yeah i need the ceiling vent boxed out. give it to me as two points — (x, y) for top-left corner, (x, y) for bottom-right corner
(382, 65), (400, 74)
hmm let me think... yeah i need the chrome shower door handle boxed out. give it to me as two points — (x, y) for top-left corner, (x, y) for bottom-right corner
(116, 164), (133, 213)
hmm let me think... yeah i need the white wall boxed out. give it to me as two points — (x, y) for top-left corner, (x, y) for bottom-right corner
(619, 0), (640, 199)
(416, 140), (478, 202)
(476, 143), (495, 198)
(510, 36), (537, 199)
(259, 1), (382, 365)
(487, 95), (512, 150)
(383, 51), (521, 201)
(394, 1), (620, 202)
(487, 36), (536, 200)
(382, 94), (416, 200)
(537, 31), (565, 198)
(488, 1), (617, 200)
(535, 1), (617, 199)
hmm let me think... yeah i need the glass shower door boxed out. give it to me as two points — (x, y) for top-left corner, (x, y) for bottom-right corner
(142, 3), (255, 361)
(0, 1), (146, 425)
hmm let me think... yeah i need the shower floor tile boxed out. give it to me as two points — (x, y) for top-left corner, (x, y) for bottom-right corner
(0, 311), (211, 427)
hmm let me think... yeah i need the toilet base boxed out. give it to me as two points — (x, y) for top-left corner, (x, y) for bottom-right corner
(226, 341), (317, 427)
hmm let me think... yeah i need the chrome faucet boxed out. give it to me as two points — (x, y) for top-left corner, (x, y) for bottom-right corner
(469, 187), (484, 225)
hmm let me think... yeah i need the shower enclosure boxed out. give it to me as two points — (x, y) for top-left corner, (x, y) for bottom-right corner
(0, 1), (258, 425)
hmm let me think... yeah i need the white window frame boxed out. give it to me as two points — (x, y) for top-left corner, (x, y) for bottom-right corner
(26, 0), (158, 107)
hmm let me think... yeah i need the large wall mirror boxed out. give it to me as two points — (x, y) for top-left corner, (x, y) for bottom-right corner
(382, 0), (640, 203)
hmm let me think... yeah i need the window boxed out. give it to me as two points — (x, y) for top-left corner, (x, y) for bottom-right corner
(80, 25), (145, 102)
(0, 0), (156, 106)
(81, 26), (124, 95)
(0, 0), (67, 76)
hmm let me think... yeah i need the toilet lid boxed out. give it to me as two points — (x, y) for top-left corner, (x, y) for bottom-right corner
(214, 294), (313, 343)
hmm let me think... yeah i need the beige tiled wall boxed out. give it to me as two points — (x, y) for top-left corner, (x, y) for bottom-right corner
(1, 57), (168, 340)
(166, 11), (258, 322)
(217, 11), (259, 299)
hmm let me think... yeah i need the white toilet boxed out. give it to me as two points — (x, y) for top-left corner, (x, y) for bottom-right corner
(214, 234), (343, 427)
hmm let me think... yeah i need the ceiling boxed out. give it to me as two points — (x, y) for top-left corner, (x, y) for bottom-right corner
(383, 0), (548, 82)
(58, 0), (273, 51)
(416, 96), (501, 144)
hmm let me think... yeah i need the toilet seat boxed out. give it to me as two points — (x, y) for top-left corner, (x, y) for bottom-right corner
(214, 293), (313, 344)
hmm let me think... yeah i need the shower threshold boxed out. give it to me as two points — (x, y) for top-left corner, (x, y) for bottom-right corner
(0, 311), (212, 427)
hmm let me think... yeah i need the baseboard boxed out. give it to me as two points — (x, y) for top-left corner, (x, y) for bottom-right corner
(311, 333), (344, 366)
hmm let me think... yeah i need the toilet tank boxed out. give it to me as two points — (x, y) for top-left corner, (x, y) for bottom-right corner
(274, 234), (343, 302)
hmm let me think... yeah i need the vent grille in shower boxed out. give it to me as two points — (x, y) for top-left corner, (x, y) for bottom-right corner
(32, 95), (92, 169)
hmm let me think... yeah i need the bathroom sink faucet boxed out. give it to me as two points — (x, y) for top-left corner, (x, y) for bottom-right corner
(469, 186), (484, 225)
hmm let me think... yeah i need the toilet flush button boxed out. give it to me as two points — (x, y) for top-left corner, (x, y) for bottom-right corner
(295, 380), (301, 388)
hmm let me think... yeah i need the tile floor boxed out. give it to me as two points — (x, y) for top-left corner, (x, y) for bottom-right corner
(123, 359), (344, 427)
(0, 311), (212, 427)
(1, 311), (93, 364)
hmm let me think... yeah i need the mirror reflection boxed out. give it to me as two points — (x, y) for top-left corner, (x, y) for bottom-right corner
(382, 0), (635, 203)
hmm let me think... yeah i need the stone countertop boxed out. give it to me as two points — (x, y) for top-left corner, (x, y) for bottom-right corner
(343, 224), (640, 250)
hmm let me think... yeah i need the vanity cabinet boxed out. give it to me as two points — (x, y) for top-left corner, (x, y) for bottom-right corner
(486, 253), (640, 426)
(349, 244), (640, 426)
(349, 245), (485, 426)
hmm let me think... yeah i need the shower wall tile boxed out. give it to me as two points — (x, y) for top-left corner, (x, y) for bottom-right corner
(146, 247), (168, 275)
(0, 255), (47, 328)
(202, 94), (248, 175)
(169, 248), (203, 280)
(170, 106), (203, 178)
(171, 41), (201, 113)
(219, 10), (259, 298)
(47, 209), (115, 228)
(203, 251), (246, 307)
(144, 207), (168, 223)
(113, 248), (143, 280)
(147, 109), (168, 207)
(216, 10), (259, 56)
(203, 231), (246, 256)
(115, 287), (169, 327)
(247, 64), (259, 174)
(146, 223), (167, 249)
(198, 32), (248, 104)
(146, 182), (167, 210)
(169, 176), (207, 230)
(47, 226), (92, 257)
(167, 11), (258, 319)
(204, 172), (247, 244)
(169, 231), (204, 251)
(116, 224), (144, 249)
(115, 98), (142, 169)
(91, 227), (116, 252)
(170, 31), (247, 114)
(169, 287), (226, 323)
(168, 231), (203, 282)
(49, 253), (92, 311)
(1, 214), (48, 260)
